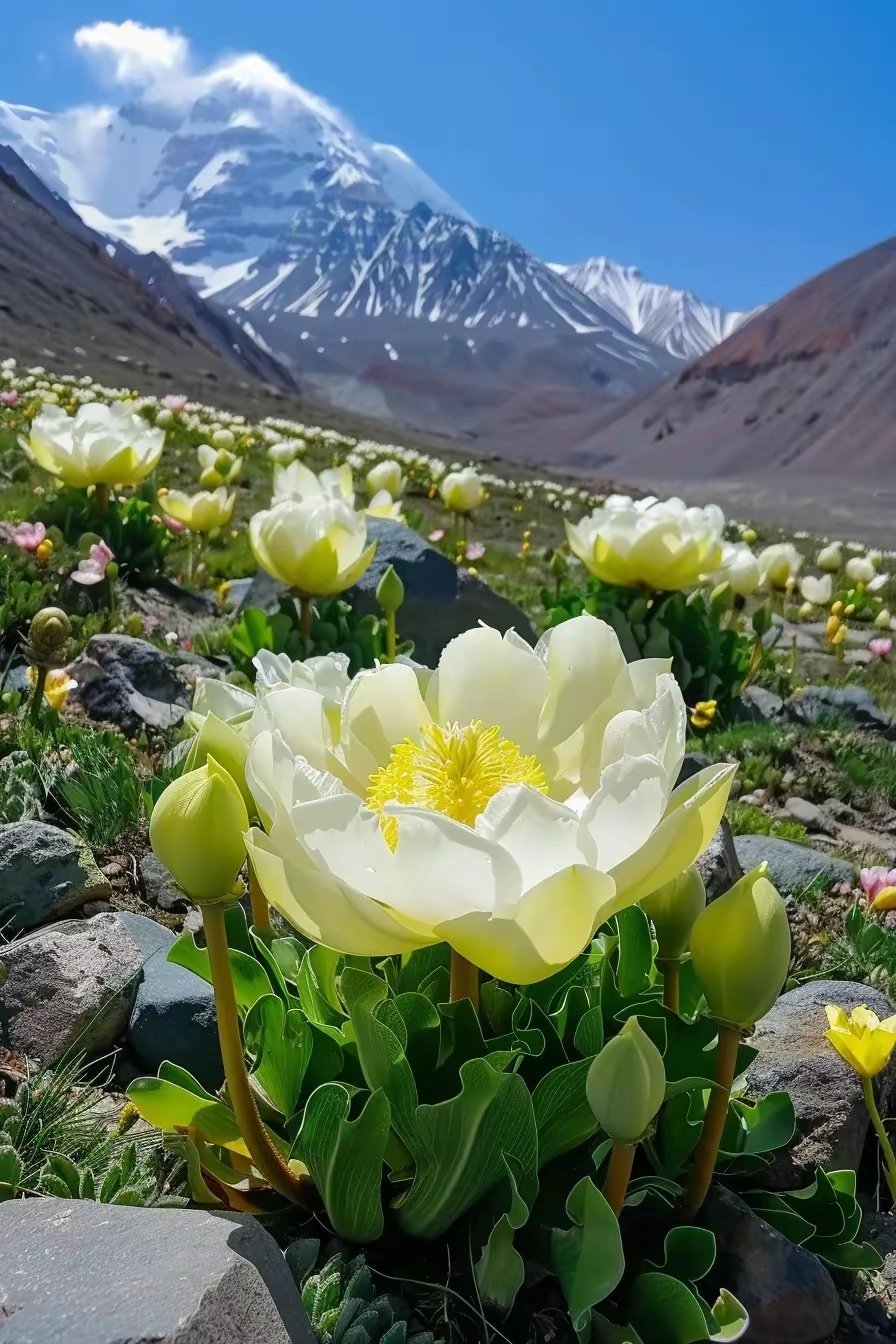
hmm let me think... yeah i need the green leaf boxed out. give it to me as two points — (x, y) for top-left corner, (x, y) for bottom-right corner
(628, 1272), (716, 1343)
(574, 1005), (604, 1057)
(649, 1226), (716, 1283)
(296, 1085), (390, 1242)
(42, 1151), (81, 1197)
(725, 1092), (795, 1158)
(474, 1157), (529, 1313)
(0, 1145), (23, 1199)
(168, 930), (273, 1012)
(615, 907), (654, 996)
(245, 994), (312, 1116)
(550, 1177), (625, 1334)
(126, 1076), (244, 1151)
(532, 1058), (600, 1168)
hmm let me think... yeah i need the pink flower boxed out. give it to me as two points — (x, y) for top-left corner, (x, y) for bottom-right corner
(10, 521), (46, 552)
(465, 542), (486, 561)
(163, 394), (187, 412)
(0, 390), (19, 407)
(163, 514), (186, 534)
(860, 867), (896, 912)
(428, 529), (445, 542)
(71, 540), (114, 586)
(869, 637), (892, 660)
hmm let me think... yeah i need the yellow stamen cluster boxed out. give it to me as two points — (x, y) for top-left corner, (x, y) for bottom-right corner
(367, 720), (547, 848)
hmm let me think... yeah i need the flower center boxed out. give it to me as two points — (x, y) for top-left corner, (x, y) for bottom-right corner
(367, 720), (547, 847)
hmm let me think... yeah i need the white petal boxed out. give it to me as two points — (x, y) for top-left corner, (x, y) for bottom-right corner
(536, 614), (628, 750)
(388, 807), (521, 924)
(581, 755), (668, 870)
(294, 792), (393, 900)
(339, 662), (431, 785)
(476, 785), (596, 888)
(192, 677), (256, 721)
(250, 686), (333, 773)
(429, 626), (547, 755)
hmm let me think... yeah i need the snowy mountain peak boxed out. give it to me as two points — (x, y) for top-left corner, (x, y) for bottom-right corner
(553, 256), (758, 360)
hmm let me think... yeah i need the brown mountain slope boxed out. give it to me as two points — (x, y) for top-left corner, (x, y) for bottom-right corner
(541, 236), (896, 483)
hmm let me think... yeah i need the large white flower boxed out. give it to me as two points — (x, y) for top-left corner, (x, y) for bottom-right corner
(272, 461), (354, 505)
(23, 401), (164, 488)
(250, 494), (376, 596)
(243, 615), (735, 984)
(566, 495), (725, 591)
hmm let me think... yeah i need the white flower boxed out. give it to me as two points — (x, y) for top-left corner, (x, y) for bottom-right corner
(846, 556), (876, 585)
(713, 543), (760, 596)
(249, 495), (375, 596)
(244, 615), (735, 984)
(566, 496), (725, 592)
(758, 542), (802, 590)
(272, 461), (354, 506)
(23, 401), (164, 488)
(817, 541), (843, 572)
(799, 574), (833, 606)
(365, 460), (405, 500)
(440, 467), (486, 514)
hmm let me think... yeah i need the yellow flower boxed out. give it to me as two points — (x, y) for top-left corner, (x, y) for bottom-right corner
(825, 1005), (896, 1078)
(158, 487), (235, 533)
(35, 538), (54, 565)
(28, 665), (77, 711)
(690, 699), (717, 731)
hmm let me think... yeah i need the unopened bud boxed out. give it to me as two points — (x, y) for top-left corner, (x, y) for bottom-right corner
(640, 867), (706, 961)
(149, 757), (248, 904)
(26, 606), (71, 665)
(586, 1017), (666, 1142)
(376, 564), (404, 616)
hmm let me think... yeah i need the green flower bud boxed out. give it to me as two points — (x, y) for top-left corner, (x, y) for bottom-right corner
(689, 863), (791, 1029)
(199, 466), (224, 491)
(25, 606), (72, 668)
(586, 1017), (666, 1142)
(549, 550), (568, 581)
(214, 449), (236, 475)
(751, 604), (773, 637)
(184, 712), (253, 814)
(710, 582), (733, 618)
(105, 561), (119, 583)
(376, 564), (405, 615)
(640, 866), (706, 961)
(149, 756), (248, 904)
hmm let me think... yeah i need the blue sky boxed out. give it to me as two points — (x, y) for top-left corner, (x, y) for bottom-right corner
(3, 1), (892, 309)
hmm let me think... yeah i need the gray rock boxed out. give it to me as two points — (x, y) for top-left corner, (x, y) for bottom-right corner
(0, 820), (111, 933)
(675, 751), (713, 787)
(0, 914), (144, 1066)
(65, 634), (223, 735)
(238, 516), (536, 665)
(784, 796), (838, 835)
(0, 1198), (313, 1343)
(139, 853), (188, 913)
(747, 979), (896, 1189)
(786, 684), (892, 734)
(118, 912), (222, 1091)
(701, 1186), (841, 1344)
(701, 832), (855, 900)
(736, 685), (784, 723)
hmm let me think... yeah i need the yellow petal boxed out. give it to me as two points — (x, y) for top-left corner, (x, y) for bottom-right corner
(871, 886), (896, 911)
(825, 1004), (849, 1031)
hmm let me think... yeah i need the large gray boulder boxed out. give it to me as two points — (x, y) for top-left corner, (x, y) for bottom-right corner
(65, 634), (223, 734)
(118, 912), (222, 1092)
(0, 820), (111, 932)
(701, 1186), (841, 1344)
(747, 979), (896, 1189)
(0, 1198), (313, 1343)
(237, 516), (536, 664)
(700, 832), (855, 900)
(785, 684), (892, 734)
(0, 914), (143, 1066)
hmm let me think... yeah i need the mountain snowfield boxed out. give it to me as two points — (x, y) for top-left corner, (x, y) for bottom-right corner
(552, 258), (757, 360)
(0, 40), (755, 451)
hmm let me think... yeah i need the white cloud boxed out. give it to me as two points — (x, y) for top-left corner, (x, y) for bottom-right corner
(74, 20), (190, 86)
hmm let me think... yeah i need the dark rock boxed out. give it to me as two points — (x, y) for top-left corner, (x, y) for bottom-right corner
(701, 832), (855, 900)
(138, 853), (188, 913)
(0, 820), (111, 932)
(0, 1198), (314, 1343)
(0, 914), (144, 1066)
(65, 634), (223, 734)
(736, 685), (784, 722)
(786, 684), (892, 734)
(238, 517), (537, 665)
(675, 751), (713, 787)
(701, 1186), (841, 1344)
(748, 980), (896, 1189)
(118, 912), (221, 1091)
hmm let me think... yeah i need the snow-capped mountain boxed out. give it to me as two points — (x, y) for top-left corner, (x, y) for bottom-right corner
(553, 257), (757, 360)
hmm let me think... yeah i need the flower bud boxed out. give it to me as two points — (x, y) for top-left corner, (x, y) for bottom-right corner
(549, 549), (567, 581)
(875, 608), (892, 631)
(586, 1017), (666, 1142)
(741, 527), (757, 545)
(211, 427), (235, 450)
(35, 539), (54, 565)
(199, 467), (223, 491)
(376, 564), (405, 615)
(751, 605), (772, 637)
(149, 757), (248, 903)
(640, 867), (706, 960)
(798, 601), (814, 620)
(26, 606), (71, 665)
(690, 863), (791, 1029)
(184, 713), (253, 813)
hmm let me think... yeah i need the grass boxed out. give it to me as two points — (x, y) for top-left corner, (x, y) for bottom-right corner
(728, 801), (808, 843)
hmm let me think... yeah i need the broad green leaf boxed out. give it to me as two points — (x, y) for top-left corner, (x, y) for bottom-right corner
(342, 967), (425, 1153)
(296, 1084), (390, 1242)
(574, 1005), (604, 1057)
(474, 1157), (529, 1313)
(168, 930), (272, 1012)
(615, 906), (654, 996)
(550, 1177), (625, 1334)
(158, 1061), (217, 1099)
(649, 1226), (716, 1283)
(183, 1138), (225, 1206)
(532, 1058), (600, 1168)
(397, 1058), (538, 1240)
(592, 1314), (645, 1344)
(706, 1289), (750, 1340)
(126, 1076), (246, 1152)
(627, 1272), (714, 1344)
(727, 1092), (795, 1157)
(244, 993), (312, 1116)
(0, 1145), (23, 1199)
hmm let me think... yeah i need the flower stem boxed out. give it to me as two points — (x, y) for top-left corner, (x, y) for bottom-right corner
(862, 1076), (896, 1203)
(658, 958), (680, 1014)
(94, 483), (110, 515)
(27, 666), (48, 726)
(299, 596), (313, 641)
(186, 533), (194, 586)
(385, 611), (397, 663)
(248, 860), (271, 933)
(681, 1024), (742, 1219)
(201, 901), (311, 1206)
(449, 951), (480, 1011)
(603, 1141), (635, 1215)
